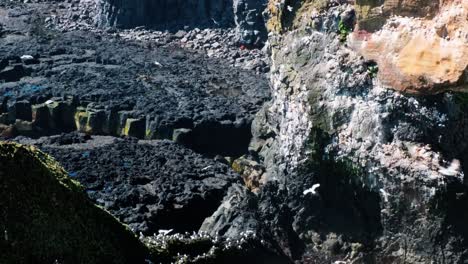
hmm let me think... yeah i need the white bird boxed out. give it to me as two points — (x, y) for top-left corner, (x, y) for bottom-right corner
(20, 55), (34, 60)
(154, 61), (162, 67)
(158, 229), (173, 236)
(202, 165), (213, 171)
(287, 5), (293, 12)
(439, 159), (460, 176)
(380, 188), (389, 203)
(303, 183), (320, 195)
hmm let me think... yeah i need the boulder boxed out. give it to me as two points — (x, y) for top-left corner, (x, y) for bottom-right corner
(14, 100), (32, 121)
(122, 117), (146, 138)
(74, 107), (89, 133)
(172, 127), (192, 144)
(0, 65), (27, 82)
(32, 103), (50, 129)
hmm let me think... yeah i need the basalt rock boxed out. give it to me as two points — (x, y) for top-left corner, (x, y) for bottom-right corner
(0, 14), (270, 156)
(95, 0), (268, 46)
(96, 0), (234, 29)
(0, 65), (28, 82)
(233, 0), (269, 46)
(15, 135), (241, 236)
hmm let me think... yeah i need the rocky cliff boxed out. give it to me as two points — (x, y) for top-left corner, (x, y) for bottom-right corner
(96, 0), (268, 46)
(350, 0), (468, 94)
(203, 0), (468, 262)
(0, 141), (288, 263)
(96, 0), (234, 28)
(1, 0), (468, 263)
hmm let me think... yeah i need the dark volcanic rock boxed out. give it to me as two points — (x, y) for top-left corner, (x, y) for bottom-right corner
(95, 0), (268, 46)
(0, 10), (270, 155)
(17, 135), (241, 235)
(233, 0), (268, 47)
(197, 2), (468, 263)
(96, 0), (234, 29)
(0, 65), (28, 82)
(144, 230), (292, 264)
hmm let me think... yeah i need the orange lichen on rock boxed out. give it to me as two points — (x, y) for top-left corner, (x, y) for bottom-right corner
(350, 0), (468, 94)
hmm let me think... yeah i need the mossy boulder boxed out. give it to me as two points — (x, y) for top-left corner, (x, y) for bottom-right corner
(0, 142), (148, 264)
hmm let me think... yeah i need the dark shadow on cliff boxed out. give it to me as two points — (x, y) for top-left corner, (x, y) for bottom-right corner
(268, 128), (383, 260)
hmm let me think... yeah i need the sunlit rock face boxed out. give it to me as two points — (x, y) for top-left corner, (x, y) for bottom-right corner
(350, 0), (468, 94)
(204, 0), (468, 262)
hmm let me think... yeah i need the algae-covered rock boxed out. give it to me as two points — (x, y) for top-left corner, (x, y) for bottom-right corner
(0, 142), (148, 264)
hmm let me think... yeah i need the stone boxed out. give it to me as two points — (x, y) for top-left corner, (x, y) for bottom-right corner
(122, 118), (146, 138)
(32, 103), (50, 129)
(0, 59), (8, 71)
(14, 119), (34, 136)
(87, 109), (107, 134)
(14, 100), (32, 121)
(174, 30), (186, 38)
(0, 124), (17, 138)
(200, 184), (258, 238)
(102, 109), (119, 135)
(0, 65), (27, 82)
(74, 107), (89, 133)
(354, 0), (440, 32)
(117, 111), (132, 136)
(172, 128), (192, 144)
(47, 100), (76, 131)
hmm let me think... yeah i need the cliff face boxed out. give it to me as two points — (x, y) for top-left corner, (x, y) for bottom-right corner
(95, 0), (268, 46)
(96, 0), (234, 28)
(351, 0), (468, 94)
(204, 0), (468, 262)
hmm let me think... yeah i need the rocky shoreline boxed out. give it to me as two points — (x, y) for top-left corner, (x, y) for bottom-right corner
(1, 0), (468, 263)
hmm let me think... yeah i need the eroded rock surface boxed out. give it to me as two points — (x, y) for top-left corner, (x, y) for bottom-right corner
(15, 134), (240, 235)
(2, 0), (468, 263)
(203, 1), (468, 263)
(95, 0), (268, 46)
(0, 2), (270, 156)
(96, 0), (234, 29)
(350, 0), (468, 93)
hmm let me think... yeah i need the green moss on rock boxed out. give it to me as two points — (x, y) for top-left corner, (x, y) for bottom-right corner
(0, 142), (148, 264)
